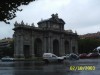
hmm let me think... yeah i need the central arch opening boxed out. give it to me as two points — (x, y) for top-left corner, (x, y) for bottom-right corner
(53, 39), (59, 56)
(34, 38), (42, 57)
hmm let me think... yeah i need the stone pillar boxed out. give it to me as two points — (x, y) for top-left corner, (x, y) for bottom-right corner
(31, 35), (35, 58)
(14, 35), (24, 58)
(51, 37), (53, 53)
(48, 37), (51, 52)
(43, 37), (47, 53)
(70, 38), (72, 53)
(75, 40), (78, 54)
(46, 37), (49, 52)
(41, 37), (44, 55)
(19, 35), (24, 58)
(14, 35), (19, 58)
(62, 38), (65, 55)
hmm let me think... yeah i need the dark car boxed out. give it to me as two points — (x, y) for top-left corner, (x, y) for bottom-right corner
(69, 53), (79, 60)
(87, 53), (99, 58)
(79, 53), (87, 59)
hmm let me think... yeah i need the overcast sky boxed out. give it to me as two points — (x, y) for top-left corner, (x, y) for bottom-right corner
(0, 0), (100, 39)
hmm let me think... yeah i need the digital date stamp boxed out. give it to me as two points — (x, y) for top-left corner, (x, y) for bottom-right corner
(70, 66), (95, 71)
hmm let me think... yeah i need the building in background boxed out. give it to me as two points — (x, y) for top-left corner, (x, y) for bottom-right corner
(13, 14), (78, 58)
(80, 32), (100, 39)
(0, 38), (13, 57)
(0, 38), (13, 48)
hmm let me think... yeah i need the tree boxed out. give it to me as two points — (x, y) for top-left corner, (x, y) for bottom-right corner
(0, 0), (36, 24)
(0, 40), (14, 57)
(78, 38), (100, 53)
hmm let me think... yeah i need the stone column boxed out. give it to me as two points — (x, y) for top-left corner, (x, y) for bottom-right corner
(70, 38), (72, 53)
(51, 37), (53, 53)
(43, 37), (47, 53)
(14, 35), (19, 58)
(19, 35), (24, 58)
(75, 40), (78, 54)
(59, 38), (61, 56)
(31, 35), (35, 58)
(14, 35), (24, 58)
(41, 37), (44, 55)
(48, 37), (51, 52)
(46, 37), (49, 52)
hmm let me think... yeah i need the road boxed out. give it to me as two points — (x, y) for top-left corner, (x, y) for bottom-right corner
(0, 59), (100, 75)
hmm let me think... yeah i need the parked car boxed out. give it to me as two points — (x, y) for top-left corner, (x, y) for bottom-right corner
(43, 53), (65, 63)
(63, 53), (79, 60)
(66, 54), (70, 59)
(69, 53), (79, 60)
(1, 56), (14, 61)
(61, 54), (69, 59)
(79, 53), (87, 59)
(87, 53), (99, 58)
(86, 53), (92, 58)
(62, 54), (70, 59)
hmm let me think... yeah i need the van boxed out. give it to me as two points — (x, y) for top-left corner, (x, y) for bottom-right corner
(43, 53), (64, 63)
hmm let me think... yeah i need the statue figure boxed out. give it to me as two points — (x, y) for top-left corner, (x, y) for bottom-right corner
(31, 23), (35, 27)
(14, 21), (18, 26)
(21, 20), (24, 25)
(51, 13), (58, 19)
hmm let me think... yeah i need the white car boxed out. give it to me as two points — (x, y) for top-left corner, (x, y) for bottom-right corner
(43, 53), (65, 63)
(1, 56), (14, 61)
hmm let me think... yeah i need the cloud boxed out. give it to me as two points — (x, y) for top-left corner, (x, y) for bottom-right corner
(76, 24), (100, 35)
(61, 0), (100, 29)
(42, 0), (71, 10)
(0, 0), (100, 39)
(0, 22), (14, 39)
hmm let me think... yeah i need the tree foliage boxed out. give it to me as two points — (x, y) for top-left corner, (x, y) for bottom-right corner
(0, 40), (14, 58)
(0, 0), (36, 24)
(78, 38), (100, 53)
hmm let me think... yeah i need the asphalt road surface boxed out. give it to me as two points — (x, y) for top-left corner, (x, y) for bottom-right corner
(0, 59), (100, 75)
